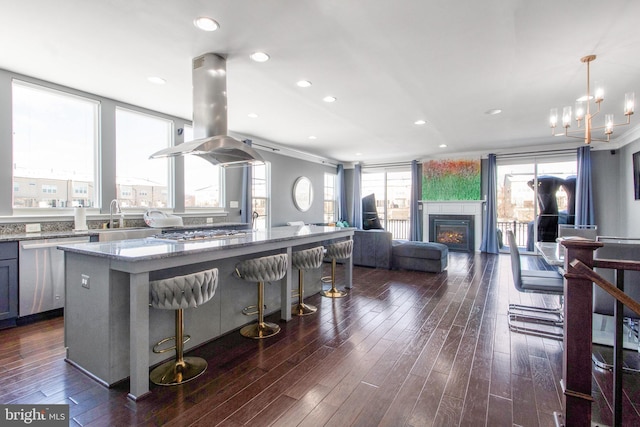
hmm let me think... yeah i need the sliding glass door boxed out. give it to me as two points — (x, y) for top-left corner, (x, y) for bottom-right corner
(361, 169), (411, 239)
(497, 154), (576, 252)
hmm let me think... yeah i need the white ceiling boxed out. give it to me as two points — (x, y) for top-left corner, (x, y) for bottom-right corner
(2, 0), (640, 164)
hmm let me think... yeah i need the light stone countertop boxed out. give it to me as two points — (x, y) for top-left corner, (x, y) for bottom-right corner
(57, 225), (353, 262)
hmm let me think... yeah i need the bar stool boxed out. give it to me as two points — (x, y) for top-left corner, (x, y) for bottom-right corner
(149, 268), (218, 386)
(236, 253), (288, 339)
(291, 246), (324, 316)
(320, 240), (353, 298)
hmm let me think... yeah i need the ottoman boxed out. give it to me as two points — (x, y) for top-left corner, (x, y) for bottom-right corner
(392, 240), (448, 273)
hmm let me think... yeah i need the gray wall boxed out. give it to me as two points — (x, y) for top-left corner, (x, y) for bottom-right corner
(618, 139), (640, 237)
(592, 140), (640, 238)
(0, 70), (14, 215)
(592, 150), (622, 237)
(224, 138), (337, 226)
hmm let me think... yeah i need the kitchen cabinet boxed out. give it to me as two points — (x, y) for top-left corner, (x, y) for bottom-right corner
(0, 242), (18, 328)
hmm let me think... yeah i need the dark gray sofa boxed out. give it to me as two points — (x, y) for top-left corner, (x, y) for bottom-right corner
(352, 229), (448, 273)
(352, 229), (393, 269)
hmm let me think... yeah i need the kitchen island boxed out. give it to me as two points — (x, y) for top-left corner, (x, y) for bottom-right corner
(58, 225), (353, 400)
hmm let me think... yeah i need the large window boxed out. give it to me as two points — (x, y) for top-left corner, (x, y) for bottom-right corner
(252, 163), (269, 230)
(361, 169), (411, 239)
(115, 108), (172, 208)
(324, 172), (336, 223)
(182, 126), (224, 208)
(497, 155), (577, 252)
(12, 80), (98, 208)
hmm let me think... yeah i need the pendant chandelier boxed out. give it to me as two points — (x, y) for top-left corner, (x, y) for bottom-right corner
(549, 55), (634, 144)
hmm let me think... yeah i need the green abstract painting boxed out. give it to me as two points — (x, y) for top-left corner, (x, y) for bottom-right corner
(422, 159), (481, 200)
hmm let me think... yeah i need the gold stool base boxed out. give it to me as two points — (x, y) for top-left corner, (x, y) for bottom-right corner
(149, 356), (207, 386)
(320, 289), (348, 298)
(292, 303), (317, 316)
(240, 321), (281, 339)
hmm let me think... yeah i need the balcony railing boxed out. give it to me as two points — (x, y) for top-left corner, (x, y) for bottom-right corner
(386, 219), (410, 240)
(497, 220), (530, 248)
(389, 219), (532, 246)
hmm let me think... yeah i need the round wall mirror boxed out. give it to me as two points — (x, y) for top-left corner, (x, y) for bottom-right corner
(293, 176), (313, 212)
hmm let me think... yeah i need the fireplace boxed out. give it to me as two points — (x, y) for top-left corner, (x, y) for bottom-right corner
(429, 214), (474, 252)
(421, 200), (484, 252)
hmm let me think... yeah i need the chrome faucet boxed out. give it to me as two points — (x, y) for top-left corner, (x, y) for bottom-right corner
(109, 199), (121, 229)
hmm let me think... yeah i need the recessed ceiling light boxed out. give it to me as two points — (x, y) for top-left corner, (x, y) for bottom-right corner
(147, 76), (166, 85)
(323, 96), (337, 103)
(576, 95), (594, 102)
(193, 17), (219, 32)
(355, 152), (362, 156)
(439, 144), (447, 148)
(247, 113), (258, 118)
(414, 119), (427, 125)
(308, 135), (317, 140)
(250, 52), (270, 62)
(297, 80), (312, 88)
(485, 109), (502, 115)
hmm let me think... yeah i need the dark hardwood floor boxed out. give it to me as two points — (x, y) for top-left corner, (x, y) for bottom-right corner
(2, 251), (640, 426)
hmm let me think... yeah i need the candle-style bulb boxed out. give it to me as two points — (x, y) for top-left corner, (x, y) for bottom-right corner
(625, 92), (635, 115)
(562, 106), (572, 128)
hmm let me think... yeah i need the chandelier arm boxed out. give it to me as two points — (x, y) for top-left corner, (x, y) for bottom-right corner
(589, 136), (611, 143)
(562, 133), (589, 140)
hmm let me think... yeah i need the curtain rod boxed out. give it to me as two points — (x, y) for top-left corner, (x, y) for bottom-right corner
(496, 147), (577, 159)
(361, 160), (415, 168)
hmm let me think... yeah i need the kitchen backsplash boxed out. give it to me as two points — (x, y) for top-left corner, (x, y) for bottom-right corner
(0, 216), (228, 235)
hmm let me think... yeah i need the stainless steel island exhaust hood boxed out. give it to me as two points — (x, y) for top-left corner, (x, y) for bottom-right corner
(150, 53), (264, 166)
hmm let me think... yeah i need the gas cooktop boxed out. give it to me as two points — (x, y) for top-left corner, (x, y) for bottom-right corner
(153, 229), (248, 241)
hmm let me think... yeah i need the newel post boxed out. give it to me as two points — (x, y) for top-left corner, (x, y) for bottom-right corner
(559, 238), (603, 426)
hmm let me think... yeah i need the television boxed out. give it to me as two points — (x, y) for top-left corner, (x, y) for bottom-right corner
(634, 151), (640, 200)
(362, 193), (383, 230)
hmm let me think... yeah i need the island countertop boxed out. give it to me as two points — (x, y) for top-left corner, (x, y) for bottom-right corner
(57, 225), (353, 262)
(61, 224), (354, 400)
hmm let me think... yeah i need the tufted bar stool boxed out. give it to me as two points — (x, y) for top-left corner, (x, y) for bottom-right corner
(291, 246), (324, 316)
(149, 268), (218, 386)
(320, 240), (353, 298)
(236, 253), (288, 339)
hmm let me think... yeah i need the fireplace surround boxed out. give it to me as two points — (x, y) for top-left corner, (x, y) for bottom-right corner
(421, 200), (484, 252)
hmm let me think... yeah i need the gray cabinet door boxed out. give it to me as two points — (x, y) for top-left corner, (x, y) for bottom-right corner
(0, 258), (18, 321)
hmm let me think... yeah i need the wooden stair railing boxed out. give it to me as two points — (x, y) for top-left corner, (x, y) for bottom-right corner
(555, 239), (640, 427)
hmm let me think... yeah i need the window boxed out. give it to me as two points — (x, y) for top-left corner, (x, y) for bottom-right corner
(252, 162), (269, 230)
(42, 185), (57, 194)
(12, 80), (98, 209)
(361, 169), (412, 239)
(183, 125), (224, 208)
(497, 155), (577, 252)
(324, 173), (336, 223)
(116, 108), (172, 208)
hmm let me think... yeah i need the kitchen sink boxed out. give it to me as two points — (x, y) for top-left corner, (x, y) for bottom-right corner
(95, 227), (158, 242)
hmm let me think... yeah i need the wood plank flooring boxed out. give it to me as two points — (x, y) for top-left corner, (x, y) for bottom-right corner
(2, 251), (640, 426)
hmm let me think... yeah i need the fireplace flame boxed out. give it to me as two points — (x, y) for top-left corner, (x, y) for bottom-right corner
(437, 231), (465, 244)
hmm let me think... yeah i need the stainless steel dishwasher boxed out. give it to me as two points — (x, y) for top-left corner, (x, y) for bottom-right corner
(19, 236), (90, 316)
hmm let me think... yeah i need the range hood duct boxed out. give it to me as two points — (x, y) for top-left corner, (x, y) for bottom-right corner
(150, 53), (264, 166)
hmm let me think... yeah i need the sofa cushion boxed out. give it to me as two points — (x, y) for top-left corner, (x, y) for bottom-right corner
(392, 241), (448, 260)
